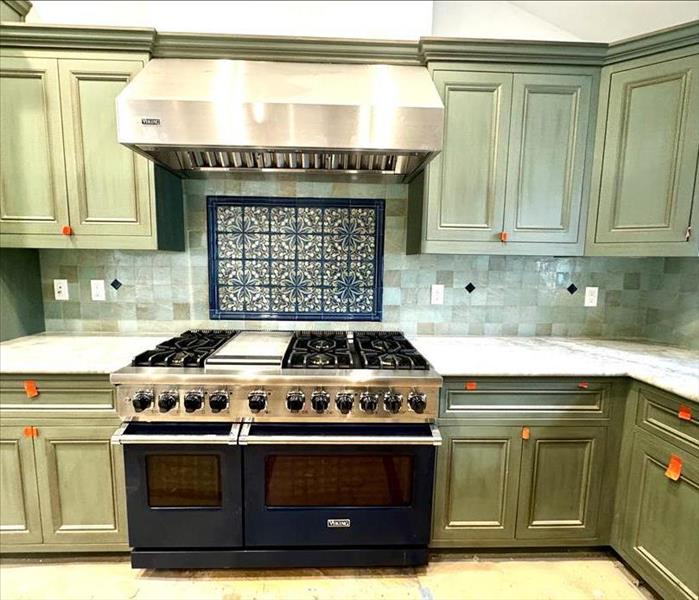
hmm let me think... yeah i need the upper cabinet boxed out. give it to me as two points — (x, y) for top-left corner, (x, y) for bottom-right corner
(0, 50), (184, 250)
(410, 66), (597, 255)
(586, 50), (699, 256)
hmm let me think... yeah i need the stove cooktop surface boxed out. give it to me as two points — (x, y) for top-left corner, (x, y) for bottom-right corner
(132, 330), (238, 368)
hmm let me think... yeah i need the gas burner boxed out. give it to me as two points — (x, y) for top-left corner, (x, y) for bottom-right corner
(283, 332), (353, 369)
(133, 330), (238, 368)
(354, 331), (428, 370)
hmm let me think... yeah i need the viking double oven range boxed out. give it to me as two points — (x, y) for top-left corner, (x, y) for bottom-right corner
(110, 330), (442, 569)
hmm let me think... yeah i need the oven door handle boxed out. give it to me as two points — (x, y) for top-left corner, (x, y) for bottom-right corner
(110, 422), (240, 445)
(238, 423), (442, 446)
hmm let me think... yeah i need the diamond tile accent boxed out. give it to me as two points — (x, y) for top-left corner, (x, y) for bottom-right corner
(567, 283), (578, 294)
(110, 279), (122, 290)
(209, 196), (384, 320)
(465, 282), (476, 294)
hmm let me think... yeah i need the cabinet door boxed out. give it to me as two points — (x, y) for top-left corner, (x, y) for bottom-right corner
(432, 426), (522, 545)
(504, 73), (592, 244)
(33, 425), (127, 545)
(425, 71), (512, 244)
(516, 426), (607, 541)
(58, 58), (153, 238)
(621, 431), (699, 600)
(595, 54), (699, 245)
(0, 56), (69, 235)
(0, 427), (43, 545)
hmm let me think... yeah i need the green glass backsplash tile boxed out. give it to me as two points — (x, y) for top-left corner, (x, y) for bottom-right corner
(36, 177), (698, 349)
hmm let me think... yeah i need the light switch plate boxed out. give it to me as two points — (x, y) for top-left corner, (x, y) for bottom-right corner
(90, 279), (106, 301)
(53, 279), (69, 301)
(584, 287), (599, 307)
(431, 284), (444, 305)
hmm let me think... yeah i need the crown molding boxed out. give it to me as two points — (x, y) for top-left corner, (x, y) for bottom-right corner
(0, 23), (155, 52)
(2, 0), (32, 20)
(605, 20), (699, 64)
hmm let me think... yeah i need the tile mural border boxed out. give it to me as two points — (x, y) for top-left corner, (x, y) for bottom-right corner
(207, 196), (385, 321)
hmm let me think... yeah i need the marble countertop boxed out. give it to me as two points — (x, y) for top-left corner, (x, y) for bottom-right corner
(0, 333), (696, 401)
(0, 334), (169, 375)
(411, 336), (699, 402)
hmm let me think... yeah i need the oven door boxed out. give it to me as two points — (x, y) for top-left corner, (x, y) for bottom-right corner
(112, 422), (243, 549)
(240, 423), (440, 547)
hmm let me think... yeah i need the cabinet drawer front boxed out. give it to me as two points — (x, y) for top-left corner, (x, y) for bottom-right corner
(442, 380), (609, 419)
(0, 378), (114, 414)
(636, 386), (698, 455)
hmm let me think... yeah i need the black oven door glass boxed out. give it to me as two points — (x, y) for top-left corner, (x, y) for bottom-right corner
(265, 455), (413, 507)
(146, 454), (222, 507)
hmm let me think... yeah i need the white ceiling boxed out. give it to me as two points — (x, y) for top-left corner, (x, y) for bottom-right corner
(24, 1), (699, 43)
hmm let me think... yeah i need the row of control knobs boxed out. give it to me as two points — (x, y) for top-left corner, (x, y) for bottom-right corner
(132, 389), (427, 414)
(132, 390), (228, 413)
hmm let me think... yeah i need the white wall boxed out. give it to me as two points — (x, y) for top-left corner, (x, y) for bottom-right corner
(24, 0), (699, 42)
(25, 1), (434, 40)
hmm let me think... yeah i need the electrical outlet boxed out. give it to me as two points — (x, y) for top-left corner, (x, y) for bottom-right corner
(431, 284), (444, 305)
(53, 279), (69, 301)
(90, 279), (106, 301)
(584, 287), (599, 307)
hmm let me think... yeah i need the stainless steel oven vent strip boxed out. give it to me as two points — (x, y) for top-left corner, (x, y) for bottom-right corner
(168, 150), (416, 174)
(111, 422), (241, 445)
(237, 423), (441, 446)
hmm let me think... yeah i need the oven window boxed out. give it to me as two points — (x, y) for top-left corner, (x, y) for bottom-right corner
(265, 455), (413, 507)
(146, 454), (221, 507)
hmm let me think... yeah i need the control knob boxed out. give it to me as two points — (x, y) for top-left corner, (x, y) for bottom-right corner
(248, 390), (267, 413)
(408, 391), (427, 414)
(286, 390), (305, 413)
(336, 392), (354, 415)
(383, 390), (403, 414)
(183, 390), (204, 413)
(209, 391), (229, 413)
(311, 390), (330, 413)
(359, 391), (379, 413)
(157, 390), (178, 413)
(132, 390), (153, 412)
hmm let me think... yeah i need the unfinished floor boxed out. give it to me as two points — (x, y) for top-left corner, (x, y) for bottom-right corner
(0, 553), (652, 600)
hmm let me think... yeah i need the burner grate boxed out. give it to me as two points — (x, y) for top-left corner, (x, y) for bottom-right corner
(354, 331), (428, 370)
(283, 331), (354, 369)
(132, 330), (238, 368)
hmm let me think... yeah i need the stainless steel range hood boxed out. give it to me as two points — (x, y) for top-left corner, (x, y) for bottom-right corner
(116, 59), (444, 180)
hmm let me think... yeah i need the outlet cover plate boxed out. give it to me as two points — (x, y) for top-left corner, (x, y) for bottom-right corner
(431, 284), (444, 305)
(584, 287), (599, 307)
(90, 279), (106, 301)
(53, 279), (69, 301)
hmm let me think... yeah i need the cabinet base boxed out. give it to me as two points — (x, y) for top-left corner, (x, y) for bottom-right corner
(131, 547), (428, 569)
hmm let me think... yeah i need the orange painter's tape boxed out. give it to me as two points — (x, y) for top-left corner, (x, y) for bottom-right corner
(23, 380), (39, 398)
(678, 405), (692, 421)
(665, 455), (682, 481)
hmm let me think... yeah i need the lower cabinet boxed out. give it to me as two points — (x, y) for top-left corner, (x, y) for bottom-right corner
(0, 422), (128, 551)
(432, 424), (609, 546)
(0, 427), (43, 545)
(618, 430), (699, 600)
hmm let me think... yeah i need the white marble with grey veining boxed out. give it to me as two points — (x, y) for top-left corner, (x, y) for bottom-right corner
(411, 336), (699, 402)
(1, 333), (696, 402)
(0, 333), (169, 375)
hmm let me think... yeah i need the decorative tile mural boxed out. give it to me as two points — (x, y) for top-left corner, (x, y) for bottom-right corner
(207, 196), (385, 321)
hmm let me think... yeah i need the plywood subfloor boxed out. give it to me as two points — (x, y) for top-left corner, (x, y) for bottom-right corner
(0, 553), (651, 600)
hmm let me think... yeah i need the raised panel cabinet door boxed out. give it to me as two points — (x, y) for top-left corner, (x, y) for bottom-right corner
(0, 427), (42, 545)
(33, 425), (127, 545)
(516, 426), (607, 541)
(432, 426), (522, 545)
(58, 58), (153, 237)
(425, 71), (513, 244)
(595, 54), (699, 245)
(504, 73), (592, 243)
(621, 431), (699, 600)
(0, 56), (69, 235)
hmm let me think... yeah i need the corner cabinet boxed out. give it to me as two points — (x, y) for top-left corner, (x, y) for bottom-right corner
(586, 49), (699, 256)
(0, 50), (184, 250)
(409, 66), (597, 255)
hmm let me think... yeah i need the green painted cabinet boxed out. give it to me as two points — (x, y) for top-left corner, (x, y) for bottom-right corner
(516, 426), (607, 541)
(618, 430), (699, 600)
(0, 49), (184, 250)
(411, 66), (596, 255)
(587, 49), (699, 256)
(432, 426), (522, 544)
(0, 426), (43, 545)
(33, 424), (127, 546)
